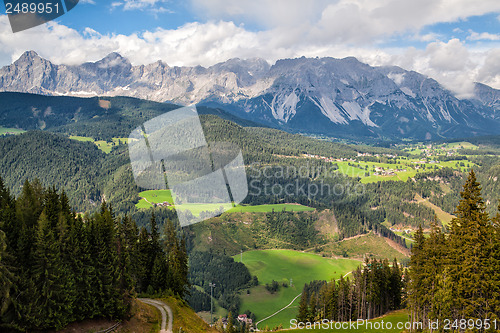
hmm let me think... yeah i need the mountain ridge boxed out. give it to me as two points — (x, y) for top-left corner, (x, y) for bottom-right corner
(1, 51), (499, 140)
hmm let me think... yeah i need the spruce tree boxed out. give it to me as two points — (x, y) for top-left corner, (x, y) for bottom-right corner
(137, 227), (152, 293)
(424, 217), (446, 321)
(389, 258), (402, 311)
(116, 217), (134, 314)
(408, 225), (425, 324)
(226, 311), (236, 333)
(308, 291), (317, 321)
(0, 176), (16, 317)
(297, 289), (309, 322)
(29, 211), (69, 330)
(448, 170), (493, 320)
(0, 230), (14, 316)
(72, 215), (95, 320)
(150, 255), (168, 294)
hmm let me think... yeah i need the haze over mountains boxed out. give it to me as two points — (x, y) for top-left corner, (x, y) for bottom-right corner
(1, 51), (499, 141)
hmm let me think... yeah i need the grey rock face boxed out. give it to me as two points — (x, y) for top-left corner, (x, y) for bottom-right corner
(1, 51), (499, 139)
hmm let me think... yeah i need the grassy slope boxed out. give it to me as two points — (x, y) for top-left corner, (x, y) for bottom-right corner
(319, 233), (410, 261)
(188, 210), (332, 255)
(136, 189), (314, 214)
(69, 135), (128, 154)
(335, 156), (476, 184)
(55, 296), (215, 332)
(0, 126), (25, 135)
(414, 193), (455, 226)
(55, 299), (159, 333)
(118, 299), (159, 333)
(234, 250), (361, 329)
(160, 297), (218, 333)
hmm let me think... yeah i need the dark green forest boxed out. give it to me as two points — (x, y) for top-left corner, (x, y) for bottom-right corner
(297, 258), (403, 322)
(408, 170), (500, 329)
(187, 251), (256, 314)
(0, 178), (188, 331)
(1, 92), (500, 331)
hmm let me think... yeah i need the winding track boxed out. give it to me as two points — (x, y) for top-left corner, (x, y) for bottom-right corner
(138, 298), (173, 333)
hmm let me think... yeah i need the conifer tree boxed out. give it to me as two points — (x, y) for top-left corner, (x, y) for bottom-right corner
(448, 170), (493, 320)
(163, 218), (189, 296)
(226, 311), (236, 333)
(423, 217), (446, 321)
(0, 177), (16, 317)
(0, 230), (14, 316)
(150, 255), (168, 294)
(408, 225), (425, 324)
(297, 289), (309, 322)
(116, 217), (134, 311)
(137, 227), (151, 293)
(29, 211), (69, 329)
(72, 215), (95, 320)
(308, 291), (317, 321)
(388, 258), (402, 311)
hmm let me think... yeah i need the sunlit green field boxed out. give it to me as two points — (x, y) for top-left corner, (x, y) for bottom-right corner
(227, 204), (315, 213)
(69, 135), (128, 153)
(233, 249), (361, 330)
(335, 157), (476, 184)
(136, 190), (314, 214)
(0, 126), (25, 135)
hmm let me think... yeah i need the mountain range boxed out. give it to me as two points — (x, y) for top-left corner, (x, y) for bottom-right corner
(1, 51), (499, 141)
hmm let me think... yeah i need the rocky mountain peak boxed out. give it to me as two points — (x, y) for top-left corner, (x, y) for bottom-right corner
(94, 52), (131, 69)
(0, 52), (499, 140)
(14, 50), (45, 66)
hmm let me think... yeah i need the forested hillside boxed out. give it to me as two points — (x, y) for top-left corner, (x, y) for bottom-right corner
(0, 178), (188, 331)
(297, 258), (403, 323)
(0, 93), (499, 261)
(408, 170), (500, 328)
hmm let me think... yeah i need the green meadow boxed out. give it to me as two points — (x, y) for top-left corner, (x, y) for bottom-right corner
(335, 157), (476, 184)
(233, 249), (361, 329)
(0, 126), (25, 135)
(136, 190), (314, 214)
(69, 135), (128, 153)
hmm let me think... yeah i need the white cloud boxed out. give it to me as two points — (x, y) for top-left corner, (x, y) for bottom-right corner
(0, 0), (500, 99)
(190, 0), (500, 44)
(111, 0), (170, 11)
(467, 30), (500, 41)
(80, 0), (96, 4)
(477, 49), (500, 89)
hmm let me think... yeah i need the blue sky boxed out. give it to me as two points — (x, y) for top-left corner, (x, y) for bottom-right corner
(1, 0), (500, 96)
(61, 1), (194, 35)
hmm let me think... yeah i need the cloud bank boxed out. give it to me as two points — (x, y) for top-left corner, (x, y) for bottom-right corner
(0, 0), (499, 97)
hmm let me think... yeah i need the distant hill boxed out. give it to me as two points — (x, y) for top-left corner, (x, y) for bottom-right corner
(1, 51), (500, 140)
(0, 92), (263, 140)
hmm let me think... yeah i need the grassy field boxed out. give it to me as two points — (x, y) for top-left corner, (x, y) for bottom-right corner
(160, 297), (218, 333)
(335, 156), (476, 184)
(228, 204), (315, 213)
(320, 232), (410, 261)
(136, 190), (314, 214)
(233, 250), (361, 330)
(414, 194), (455, 226)
(443, 141), (478, 149)
(69, 135), (128, 153)
(285, 309), (410, 333)
(0, 126), (25, 135)
(392, 231), (414, 247)
(139, 189), (175, 204)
